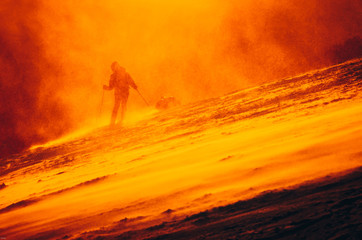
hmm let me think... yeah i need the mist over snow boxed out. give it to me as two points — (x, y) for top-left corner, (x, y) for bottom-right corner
(0, 0), (361, 156)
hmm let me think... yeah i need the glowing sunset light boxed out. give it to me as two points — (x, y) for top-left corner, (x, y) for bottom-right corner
(0, 0), (361, 239)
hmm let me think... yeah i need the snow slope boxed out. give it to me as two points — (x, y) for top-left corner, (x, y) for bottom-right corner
(0, 58), (361, 239)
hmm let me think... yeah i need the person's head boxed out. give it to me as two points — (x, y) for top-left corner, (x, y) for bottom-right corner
(111, 61), (126, 73)
(111, 61), (119, 71)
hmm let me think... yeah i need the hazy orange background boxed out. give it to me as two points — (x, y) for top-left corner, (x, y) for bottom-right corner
(0, 0), (361, 156)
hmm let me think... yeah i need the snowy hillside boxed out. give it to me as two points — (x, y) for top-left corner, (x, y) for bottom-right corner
(0, 58), (361, 239)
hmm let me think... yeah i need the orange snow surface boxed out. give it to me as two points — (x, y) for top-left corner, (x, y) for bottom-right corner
(0, 59), (362, 239)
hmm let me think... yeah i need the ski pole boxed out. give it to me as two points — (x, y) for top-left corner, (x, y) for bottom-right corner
(99, 89), (105, 116)
(136, 89), (150, 106)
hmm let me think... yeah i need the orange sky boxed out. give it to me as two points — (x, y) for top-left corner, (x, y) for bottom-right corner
(0, 0), (361, 156)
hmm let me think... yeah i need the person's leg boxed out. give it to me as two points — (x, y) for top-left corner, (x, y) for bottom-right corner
(119, 97), (128, 126)
(111, 97), (121, 126)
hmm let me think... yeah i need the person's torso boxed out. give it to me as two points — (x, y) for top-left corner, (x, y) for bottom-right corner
(112, 71), (130, 97)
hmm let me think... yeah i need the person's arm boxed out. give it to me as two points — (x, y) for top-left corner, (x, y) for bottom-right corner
(127, 74), (138, 90)
(103, 85), (112, 90)
(103, 74), (115, 90)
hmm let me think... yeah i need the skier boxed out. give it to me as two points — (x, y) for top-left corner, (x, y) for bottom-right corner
(103, 61), (138, 126)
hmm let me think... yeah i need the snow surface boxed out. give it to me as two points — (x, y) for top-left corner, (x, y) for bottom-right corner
(0, 58), (361, 239)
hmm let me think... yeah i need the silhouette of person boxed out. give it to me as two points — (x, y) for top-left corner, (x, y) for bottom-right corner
(103, 61), (137, 126)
